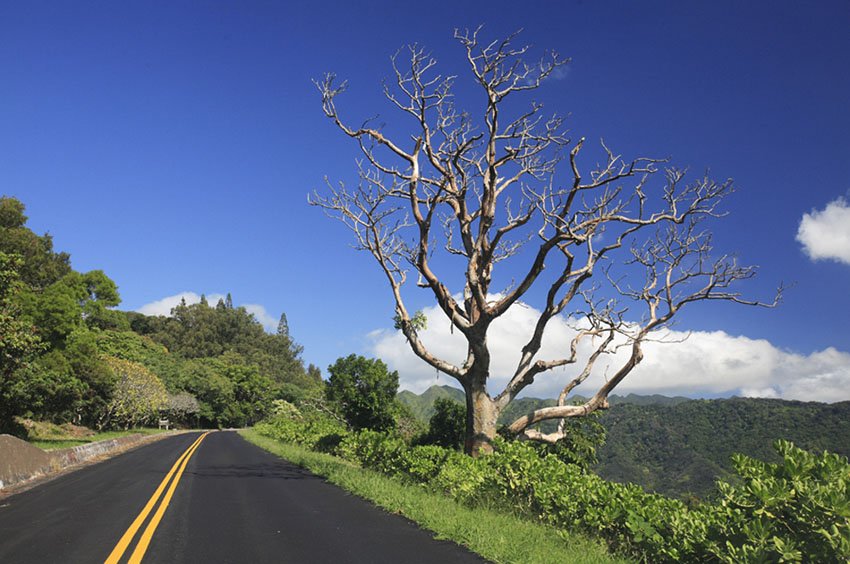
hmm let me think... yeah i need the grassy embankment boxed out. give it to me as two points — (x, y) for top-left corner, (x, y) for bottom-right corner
(241, 429), (630, 564)
(21, 419), (169, 451)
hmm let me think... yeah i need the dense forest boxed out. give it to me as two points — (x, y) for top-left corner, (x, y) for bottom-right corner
(398, 385), (850, 498)
(598, 397), (850, 498)
(0, 196), (321, 435)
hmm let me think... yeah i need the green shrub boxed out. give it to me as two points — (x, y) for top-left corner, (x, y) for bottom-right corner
(431, 450), (492, 504)
(703, 440), (850, 563)
(256, 412), (850, 563)
(255, 408), (348, 450)
(399, 445), (452, 483)
(338, 429), (407, 474)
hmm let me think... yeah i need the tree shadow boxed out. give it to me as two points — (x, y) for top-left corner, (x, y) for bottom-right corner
(186, 463), (321, 480)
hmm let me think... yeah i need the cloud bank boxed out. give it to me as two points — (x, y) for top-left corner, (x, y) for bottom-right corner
(136, 292), (279, 332)
(369, 303), (850, 403)
(797, 197), (850, 265)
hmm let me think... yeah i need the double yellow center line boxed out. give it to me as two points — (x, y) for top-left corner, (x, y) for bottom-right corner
(105, 432), (209, 564)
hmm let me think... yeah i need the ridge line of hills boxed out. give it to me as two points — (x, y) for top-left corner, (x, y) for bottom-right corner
(398, 385), (850, 498)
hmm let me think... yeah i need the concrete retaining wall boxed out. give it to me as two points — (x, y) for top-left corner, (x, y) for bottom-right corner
(0, 432), (173, 493)
(0, 435), (52, 491)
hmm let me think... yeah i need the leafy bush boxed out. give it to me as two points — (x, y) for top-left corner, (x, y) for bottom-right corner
(533, 411), (607, 470)
(338, 429), (407, 474)
(703, 440), (850, 562)
(254, 407), (348, 450)
(256, 412), (850, 563)
(431, 450), (492, 504)
(400, 445), (452, 483)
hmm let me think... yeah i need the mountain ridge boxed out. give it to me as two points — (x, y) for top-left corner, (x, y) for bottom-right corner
(398, 385), (850, 498)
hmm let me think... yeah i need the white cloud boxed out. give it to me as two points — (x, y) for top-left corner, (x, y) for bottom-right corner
(369, 302), (850, 403)
(797, 197), (850, 265)
(136, 292), (278, 332)
(243, 304), (279, 332)
(136, 292), (222, 316)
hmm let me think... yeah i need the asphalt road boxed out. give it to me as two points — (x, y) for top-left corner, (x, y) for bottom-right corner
(0, 431), (487, 563)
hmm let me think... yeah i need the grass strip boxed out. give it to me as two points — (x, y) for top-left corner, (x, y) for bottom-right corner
(30, 428), (169, 451)
(241, 429), (629, 564)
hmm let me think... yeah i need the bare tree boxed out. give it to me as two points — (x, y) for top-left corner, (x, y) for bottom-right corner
(310, 28), (779, 455)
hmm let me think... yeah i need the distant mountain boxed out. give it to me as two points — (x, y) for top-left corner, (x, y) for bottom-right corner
(607, 393), (691, 407)
(398, 385), (690, 425)
(397, 387), (850, 499)
(597, 397), (850, 498)
(397, 385), (465, 421)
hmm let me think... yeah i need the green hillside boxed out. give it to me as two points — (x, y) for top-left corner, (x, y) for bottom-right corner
(397, 385), (465, 421)
(597, 397), (850, 498)
(398, 386), (850, 499)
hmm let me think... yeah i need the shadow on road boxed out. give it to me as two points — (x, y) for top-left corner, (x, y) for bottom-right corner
(185, 463), (321, 481)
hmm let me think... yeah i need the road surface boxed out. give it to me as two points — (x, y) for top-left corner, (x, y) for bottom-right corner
(0, 431), (486, 563)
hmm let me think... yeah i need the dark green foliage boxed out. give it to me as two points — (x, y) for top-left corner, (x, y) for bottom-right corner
(0, 252), (45, 432)
(0, 253), (43, 376)
(417, 397), (465, 449)
(0, 197), (71, 289)
(1, 196), (317, 432)
(306, 363), (321, 381)
(124, 294), (318, 427)
(326, 354), (399, 431)
(535, 412), (607, 470)
(176, 353), (276, 428)
(257, 412), (850, 563)
(18, 270), (125, 346)
(607, 393), (691, 407)
(0, 197), (26, 229)
(95, 330), (182, 389)
(56, 328), (115, 424)
(277, 313), (289, 338)
(597, 398), (850, 498)
(400, 386), (850, 500)
(3, 321), (115, 429)
(132, 297), (313, 390)
(99, 318), (306, 428)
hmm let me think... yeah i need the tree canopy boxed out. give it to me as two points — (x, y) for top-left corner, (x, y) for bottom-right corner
(326, 354), (399, 431)
(0, 196), (71, 289)
(0, 195), (316, 434)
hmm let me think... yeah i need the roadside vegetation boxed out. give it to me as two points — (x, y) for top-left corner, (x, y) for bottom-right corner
(21, 419), (168, 450)
(242, 429), (626, 564)
(249, 380), (850, 563)
(399, 385), (850, 500)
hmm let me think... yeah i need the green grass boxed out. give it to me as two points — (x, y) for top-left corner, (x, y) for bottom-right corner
(29, 428), (168, 451)
(241, 429), (630, 564)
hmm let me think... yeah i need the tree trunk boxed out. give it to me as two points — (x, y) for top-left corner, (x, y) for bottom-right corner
(463, 379), (499, 457)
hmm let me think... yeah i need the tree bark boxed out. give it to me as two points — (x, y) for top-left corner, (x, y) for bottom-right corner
(463, 376), (499, 457)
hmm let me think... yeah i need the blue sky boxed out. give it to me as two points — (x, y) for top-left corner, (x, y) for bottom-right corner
(3, 1), (849, 400)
